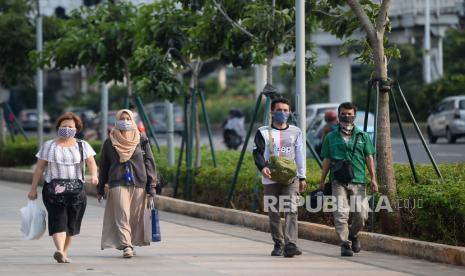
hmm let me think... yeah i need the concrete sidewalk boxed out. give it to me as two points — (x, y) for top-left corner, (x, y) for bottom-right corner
(1, 180), (464, 276)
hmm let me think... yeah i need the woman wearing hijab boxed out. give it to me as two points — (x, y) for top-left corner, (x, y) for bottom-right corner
(97, 109), (158, 258)
(28, 112), (98, 263)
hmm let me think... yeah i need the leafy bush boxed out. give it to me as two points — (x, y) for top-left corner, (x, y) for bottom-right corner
(395, 163), (465, 246)
(0, 138), (38, 167)
(0, 138), (102, 167)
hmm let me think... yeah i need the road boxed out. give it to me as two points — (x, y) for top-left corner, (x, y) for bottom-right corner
(154, 133), (465, 164)
(391, 138), (465, 164)
(1, 180), (465, 275)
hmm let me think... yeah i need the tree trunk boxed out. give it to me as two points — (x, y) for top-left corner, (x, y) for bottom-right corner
(195, 101), (201, 168)
(372, 34), (400, 234)
(190, 61), (202, 169)
(266, 52), (273, 85)
(124, 62), (133, 97)
(346, 0), (400, 234)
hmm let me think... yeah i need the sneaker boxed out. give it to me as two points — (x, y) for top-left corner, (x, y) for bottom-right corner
(284, 243), (301, 258)
(341, 244), (354, 257)
(349, 235), (361, 253)
(271, 243), (284, 256)
(123, 247), (134, 258)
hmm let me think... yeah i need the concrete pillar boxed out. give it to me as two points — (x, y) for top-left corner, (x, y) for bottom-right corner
(429, 34), (443, 82)
(218, 66), (226, 90)
(423, 0), (432, 84)
(437, 35), (443, 77)
(329, 47), (352, 103)
(255, 65), (266, 98)
(81, 66), (88, 94)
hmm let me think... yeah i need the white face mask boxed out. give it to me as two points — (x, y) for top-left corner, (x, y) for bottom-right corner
(115, 120), (134, 131)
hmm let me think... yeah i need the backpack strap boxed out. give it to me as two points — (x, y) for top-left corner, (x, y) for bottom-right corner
(267, 111), (275, 157)
(350, 132), (363, 158)
(77, 140), (84, 179)
(268, 127), (275, 157)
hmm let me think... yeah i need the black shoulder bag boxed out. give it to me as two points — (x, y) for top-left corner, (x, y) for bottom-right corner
(331, 133), (362, 184)
(46, 141), (84, 204)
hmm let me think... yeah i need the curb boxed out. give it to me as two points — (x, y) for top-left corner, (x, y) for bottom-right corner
(1, 167), (464, 267)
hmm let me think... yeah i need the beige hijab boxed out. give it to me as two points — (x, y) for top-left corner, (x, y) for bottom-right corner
(110, 109), (140, 162)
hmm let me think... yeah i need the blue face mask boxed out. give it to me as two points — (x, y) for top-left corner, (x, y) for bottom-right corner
(272, 111), (290, 124)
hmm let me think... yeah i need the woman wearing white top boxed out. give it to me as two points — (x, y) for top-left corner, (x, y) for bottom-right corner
(28, 112), (98, 263)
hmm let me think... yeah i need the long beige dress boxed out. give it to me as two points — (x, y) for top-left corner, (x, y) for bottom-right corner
(101, 186), (149, 250)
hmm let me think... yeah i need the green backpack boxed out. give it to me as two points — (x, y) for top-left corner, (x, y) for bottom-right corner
(267, 127), (297, 185)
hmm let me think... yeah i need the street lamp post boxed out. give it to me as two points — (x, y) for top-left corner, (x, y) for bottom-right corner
(296, 0), (306, 160)
(36, 0), (44, 147)
(101, 83), (108, 142)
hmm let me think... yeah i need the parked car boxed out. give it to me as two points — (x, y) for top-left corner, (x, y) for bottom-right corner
(306, 113), (326, 148)
(307, 111), (375, 154)
(427, 95), (465, 144)
(305, 103), (340, 128)
(19, 109), (51, 132)
(144, 102), (184, 135)
(95, 110), (145, 139)
(354, 111), (375, 140)
(65, 108), (97, 129)
(64, 108), (98, 139)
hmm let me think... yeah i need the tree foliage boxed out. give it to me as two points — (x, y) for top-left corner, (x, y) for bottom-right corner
(38, 1), (138, 85)
(130, 46), (181, 101)
(444, 29), (465, 76)
(0, 0), (34, 87)
(315, 0), (400, 67)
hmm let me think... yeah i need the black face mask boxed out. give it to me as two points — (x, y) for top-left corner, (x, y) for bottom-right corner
(339, 115), (356, 135)
(339, 115), (356, 123)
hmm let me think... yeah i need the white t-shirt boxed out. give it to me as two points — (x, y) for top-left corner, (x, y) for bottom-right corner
(256, 125), (306, 185)
(36, 139), (96, 182)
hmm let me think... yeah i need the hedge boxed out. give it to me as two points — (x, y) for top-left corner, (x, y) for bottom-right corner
(1, 139), (464, 246)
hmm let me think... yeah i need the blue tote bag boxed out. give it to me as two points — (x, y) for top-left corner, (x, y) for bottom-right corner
(149, 198), (161, 242)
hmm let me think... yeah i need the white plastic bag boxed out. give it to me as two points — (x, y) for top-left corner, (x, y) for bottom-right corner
(20, 200), (46, 240)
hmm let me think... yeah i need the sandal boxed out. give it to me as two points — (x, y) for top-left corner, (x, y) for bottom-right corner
(53, 251), (65, 263)
(123, 247), (133, 258)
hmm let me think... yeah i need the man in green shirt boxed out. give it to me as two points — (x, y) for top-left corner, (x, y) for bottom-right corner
(319, 102), (378, 257)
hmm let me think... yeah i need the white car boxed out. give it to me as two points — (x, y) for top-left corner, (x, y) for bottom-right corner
(305, 103), (340, 128)
(307, 110), (375, 151)
(427, 95), (465, 144)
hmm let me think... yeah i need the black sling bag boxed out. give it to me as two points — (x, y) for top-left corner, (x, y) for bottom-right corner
(331, 133), (362, 184)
